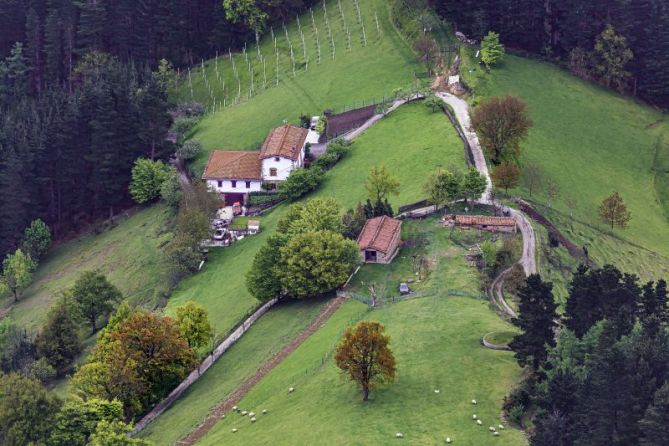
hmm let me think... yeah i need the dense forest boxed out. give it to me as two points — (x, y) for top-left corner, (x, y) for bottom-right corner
(434, 0), (669, 108)
(0, 0), (318, 259)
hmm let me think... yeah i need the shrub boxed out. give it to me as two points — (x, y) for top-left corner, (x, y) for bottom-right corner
(173, 116), (199, 136)
(175, 101), (205, 117)
(279, 168), (324, 201)
(129, 159), (170, 204)
(177, 139), (202, 160)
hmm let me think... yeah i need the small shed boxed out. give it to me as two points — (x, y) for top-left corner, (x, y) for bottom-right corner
(247, 220), (260, 234)
(357, 216), (402, 264)
(444, 215), (517, 233)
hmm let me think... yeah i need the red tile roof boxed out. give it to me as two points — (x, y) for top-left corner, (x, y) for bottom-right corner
(202, 150), (262, 180)
(454, 215), (516, 227)
(260, 125), (308, 160)
(357, 216), (402, 254)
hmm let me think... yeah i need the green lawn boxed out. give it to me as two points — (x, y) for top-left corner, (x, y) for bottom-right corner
(139, 298), (329, 445)
(180, 0), (421, 175)
(196, 218), (525, 446)
(0, 205), (172, 331)
(466, 53), (669, 282)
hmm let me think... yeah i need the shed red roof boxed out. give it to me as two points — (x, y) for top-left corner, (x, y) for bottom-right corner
(357, 216), (402, 254)
(260, 125), (308, 160)
(202, 150), (262, 180)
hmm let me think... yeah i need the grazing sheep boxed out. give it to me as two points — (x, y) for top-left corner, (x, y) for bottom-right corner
(446, 437), (452, 444)
(476, 420), (482, 426)
(262, 409), (268, 414)
(241, 411), (248, 416)
(233, 406), (238, 411)
(472, 414), (477, 420)
(232, 428), (238, 433)
(498, 425), (505, 430)
(493, 432), (500, 436)
(249, 412), (255, 418)
(396, 433), (404, 438)
(435, 390), (440, 394)
(471, 399), (477, 405)
(289, 387), (295, 393)
(251, 417), (257, 423)
(489, 427), (496, 432)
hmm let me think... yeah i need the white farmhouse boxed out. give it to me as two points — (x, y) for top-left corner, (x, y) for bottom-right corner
(259, 124), (309, 183)
(202, 124), (310, 205)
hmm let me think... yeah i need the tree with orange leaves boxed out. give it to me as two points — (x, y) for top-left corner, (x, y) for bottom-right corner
(334, 321), (396, 401)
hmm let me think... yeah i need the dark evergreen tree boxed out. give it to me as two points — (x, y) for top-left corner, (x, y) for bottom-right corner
(639, 382), (669, 446)
(509, 274), (559, 371)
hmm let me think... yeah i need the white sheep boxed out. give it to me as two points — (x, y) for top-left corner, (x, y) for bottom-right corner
(396, 433), (404, 438)
(251, 417), (257, 423)
(472, 414), (477, 420)
(493, 432), (500, 436)
(232, 428), (238, 433)
(248, 412), (255, 418)
(471, 399), (477, 405)
(446, 437), (452, 444)
(435, 389), (440, 394)
(488, 427), (496, 432)
(232, 406), (238, 411)
(476, 420), (482, 426)
(289, 387), (295, 393)
(498, 424), (505, 430)
(241, 411), (248, 416)
(262, 409), (268, 414)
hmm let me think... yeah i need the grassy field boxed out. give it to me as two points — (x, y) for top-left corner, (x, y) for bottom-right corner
(139, 298), (329, 445)
(180, 0), (422, 174)
(196, 218), (525, 446)
(0, 205), (172, 331)
(463, 52), (669, 282)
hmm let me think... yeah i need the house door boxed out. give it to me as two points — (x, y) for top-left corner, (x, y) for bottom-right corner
(365, 250), (377, 262)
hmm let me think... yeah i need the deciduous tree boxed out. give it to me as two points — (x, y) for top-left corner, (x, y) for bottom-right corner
(414, 35), (439, 74)
(0, 373), (61, 445)
(35, 298), (82, 374)
(594, 25), (633, 92)
(21, 219), (51, 261)
(71, 271), (122, 331)
(480, 31), (505, 69)
(279, 230), (359, 299)
(175, 301), (213, 350)
(365, 164), (400, 204)
(521, 162), (543, 196)
(49, 397), (124, 446)
(424, 168), (460, 209)
(129, 158), (170, 204)
(599, 191), (631, 229)
(177, 139), (202, 161)
(461, 167), (488, 203)
(335, 321), (396, 401)
(424, 95), (444, 113)
(472, 96), (532, 165)
(0, 249), (36, 302)
(492, 161), (520, 193)
(246, 236), (284, 301)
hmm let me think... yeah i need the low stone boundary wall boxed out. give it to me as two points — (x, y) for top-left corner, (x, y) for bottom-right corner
(131, 298), (278, 435)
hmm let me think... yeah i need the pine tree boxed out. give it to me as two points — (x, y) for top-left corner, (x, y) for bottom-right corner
(509, 274), (559, 371)
(639, 382), (669, 445)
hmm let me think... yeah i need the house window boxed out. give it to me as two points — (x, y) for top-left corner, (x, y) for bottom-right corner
(269, 168), (277, 177)
(217, 180), (222, 187)
(274, 156), (280, 162)
(231, 180), (237, 188)
(245, 181), (251, 189)
(365, 250), (378, 262)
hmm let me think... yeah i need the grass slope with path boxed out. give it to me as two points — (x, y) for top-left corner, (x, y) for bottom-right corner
(142, 101), (467, 444)
(196, 218), (525, 446)
(0, 205), (172, 332)
(464, 53), (669, 298)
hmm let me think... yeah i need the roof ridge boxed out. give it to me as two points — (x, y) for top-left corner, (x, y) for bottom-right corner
(369, 216), (387, 248)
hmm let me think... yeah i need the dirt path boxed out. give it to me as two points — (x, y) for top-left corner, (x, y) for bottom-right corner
(176, 295), (347, 446)
(436, 92), (536, 317)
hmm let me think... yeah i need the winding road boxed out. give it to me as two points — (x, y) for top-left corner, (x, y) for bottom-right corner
(436, 92), (537, 318)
